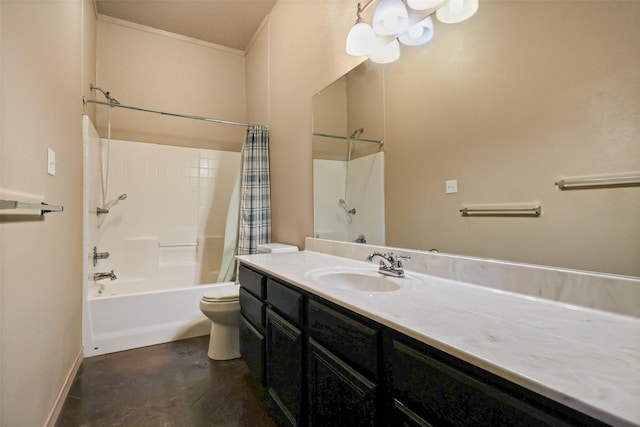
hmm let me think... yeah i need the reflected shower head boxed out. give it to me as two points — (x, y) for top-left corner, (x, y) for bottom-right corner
(118, 194), (127, 201)
(90, 83), (120, 105)
(349, 128), (364, 139)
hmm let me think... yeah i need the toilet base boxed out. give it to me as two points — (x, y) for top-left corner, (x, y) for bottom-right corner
(207, 322), (240, 360)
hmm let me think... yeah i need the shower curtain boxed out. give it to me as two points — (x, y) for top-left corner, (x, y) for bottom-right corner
(217, 125), (271, 281)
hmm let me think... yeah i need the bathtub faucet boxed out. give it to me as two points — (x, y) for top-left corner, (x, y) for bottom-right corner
(93, 270), (117, 281)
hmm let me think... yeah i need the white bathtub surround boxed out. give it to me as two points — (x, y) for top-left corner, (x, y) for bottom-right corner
(82, 115), (242, 356)
(237, 248), (640, 427)
(313, 152), (385, 245)
(306, 237), (640, 318)
(88, 138), (240, 292)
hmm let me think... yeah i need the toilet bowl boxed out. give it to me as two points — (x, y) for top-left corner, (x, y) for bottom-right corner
(199, 284), (241, 360)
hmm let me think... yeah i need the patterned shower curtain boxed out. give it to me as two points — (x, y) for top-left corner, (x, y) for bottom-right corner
(237, 125), (271, 255)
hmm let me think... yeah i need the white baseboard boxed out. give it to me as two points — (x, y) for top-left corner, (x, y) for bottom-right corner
(45, 347), (83, 427)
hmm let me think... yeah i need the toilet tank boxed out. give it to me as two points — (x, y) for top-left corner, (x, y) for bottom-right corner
(257, 243), (299, 253)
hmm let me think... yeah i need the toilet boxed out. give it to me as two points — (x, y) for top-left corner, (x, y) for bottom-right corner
(199, 243), (298, 360)
(199, 284), (241, 360)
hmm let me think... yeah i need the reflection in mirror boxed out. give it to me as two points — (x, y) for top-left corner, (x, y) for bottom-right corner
(312, 1), (640, 278)
(313, 62), (385, 245)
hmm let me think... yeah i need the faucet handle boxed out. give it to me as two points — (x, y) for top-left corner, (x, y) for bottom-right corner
(392, 254), (411, 266)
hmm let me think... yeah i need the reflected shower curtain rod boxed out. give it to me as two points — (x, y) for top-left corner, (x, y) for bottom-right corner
(83, 97), (265, 129)
(313, 132), (384, 146)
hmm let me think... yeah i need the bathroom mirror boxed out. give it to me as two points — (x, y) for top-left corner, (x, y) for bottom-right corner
(313, 62), (386, 246)
(312, 1), (640, 277)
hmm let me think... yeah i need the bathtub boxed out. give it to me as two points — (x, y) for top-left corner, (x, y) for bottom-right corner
(84, 281), (234, 357)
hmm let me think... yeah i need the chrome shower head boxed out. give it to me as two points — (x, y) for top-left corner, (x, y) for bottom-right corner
(118, 194), (127, 201)
(90, 83), (120, 105)
(349, 128), (364, 139)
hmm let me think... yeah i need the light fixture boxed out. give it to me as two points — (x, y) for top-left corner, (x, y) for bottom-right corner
(345, 0), (478, 63)
(435, 0), (478, 24)
(372, 0), (409, 36)
(346, 3), (378, 56)
(370, 38), (401, 64)
(407, 0), (443, 11)
(399, 15), (434, 46)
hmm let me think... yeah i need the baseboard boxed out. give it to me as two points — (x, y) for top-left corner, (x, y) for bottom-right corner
(45, 347), (83, 427)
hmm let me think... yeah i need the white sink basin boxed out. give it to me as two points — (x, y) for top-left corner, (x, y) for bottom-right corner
(306, 266), (413, 292)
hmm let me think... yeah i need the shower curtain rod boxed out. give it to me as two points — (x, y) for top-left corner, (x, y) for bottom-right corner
(313, 132), (384, 146)
(83, 97), (265, 128)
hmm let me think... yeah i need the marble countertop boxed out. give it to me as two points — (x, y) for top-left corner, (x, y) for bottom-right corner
(237, 250), (640, 427)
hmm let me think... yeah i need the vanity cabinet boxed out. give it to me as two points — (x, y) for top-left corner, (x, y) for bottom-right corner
(238, 262), (611, 427)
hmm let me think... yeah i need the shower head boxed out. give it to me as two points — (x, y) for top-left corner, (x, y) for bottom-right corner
(103, 194), (128, 210)
(349, 128), (364, 139)
(90, 83), (120, 105)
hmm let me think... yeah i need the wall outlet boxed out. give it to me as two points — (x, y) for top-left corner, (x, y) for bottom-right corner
(446, 179), (457, 194)
(47, 148), (56, 176)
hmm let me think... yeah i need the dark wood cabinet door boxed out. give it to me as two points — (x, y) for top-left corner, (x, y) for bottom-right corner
(308, 339), (376, 427)
(239, 315), (265, 385)
(266, 308), (303, 426)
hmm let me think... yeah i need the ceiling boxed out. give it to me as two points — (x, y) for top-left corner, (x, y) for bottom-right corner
(95, 0), (277, 51)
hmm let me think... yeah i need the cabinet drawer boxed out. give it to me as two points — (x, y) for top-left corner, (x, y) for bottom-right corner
(240, 287), (265, 332)
(307, 299), (379, 379)
(239, 264), (266, 299)
(266, 279), (303, 326)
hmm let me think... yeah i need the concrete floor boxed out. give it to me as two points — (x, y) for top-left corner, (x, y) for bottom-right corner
(56, 335), (278, 426)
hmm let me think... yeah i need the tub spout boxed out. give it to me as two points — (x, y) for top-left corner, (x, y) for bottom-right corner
(93, 270), (117, 281)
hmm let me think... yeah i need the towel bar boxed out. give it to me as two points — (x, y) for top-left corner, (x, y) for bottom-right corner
(460, 206), (541, 217)
(0, 200), (64, 215)
(555, 174), (640, 190)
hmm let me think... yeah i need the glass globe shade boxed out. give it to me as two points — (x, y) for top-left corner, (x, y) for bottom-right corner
(370, 38), (401, 64)
(435, 0), (478, 24)
(373, 0), (409, 36)
(399, 15), (434, 46)
(407, 0), (444, 11)
(346, 21), (377, 56)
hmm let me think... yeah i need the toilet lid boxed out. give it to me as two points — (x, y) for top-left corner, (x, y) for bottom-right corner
(202, 285), (240, 302)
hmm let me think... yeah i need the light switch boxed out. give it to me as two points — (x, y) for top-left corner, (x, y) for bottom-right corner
(47, 148), (56, 176)
(446, 179), (457, 194)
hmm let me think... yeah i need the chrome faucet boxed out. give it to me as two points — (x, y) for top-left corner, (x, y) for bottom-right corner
(93, 270), (117, 281)
(366, 252), (410, 278)
(93, 246), (110, 267)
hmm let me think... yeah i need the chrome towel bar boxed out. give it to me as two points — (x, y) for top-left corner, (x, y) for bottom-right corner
(555, 174), (640, 190)
(0, 200), (64, 215)
(158, 242), (198, 248)
(460, 206), (541, 217)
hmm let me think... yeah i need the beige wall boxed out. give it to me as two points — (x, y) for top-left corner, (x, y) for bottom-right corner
(1, 0), (94, 425)
(95, 16), (247, 151)
(253, 1), (639, 276)
(246, 1), (362, 249)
